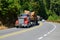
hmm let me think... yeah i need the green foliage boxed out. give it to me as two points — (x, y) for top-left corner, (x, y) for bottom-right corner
(28, 2), (40, 12)
(0, 0), (21, 26)
(48, 14), (58, 21)
(0, 0), (60, 27)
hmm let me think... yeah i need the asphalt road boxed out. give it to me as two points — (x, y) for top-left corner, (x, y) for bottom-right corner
(0, 21), (60, 40)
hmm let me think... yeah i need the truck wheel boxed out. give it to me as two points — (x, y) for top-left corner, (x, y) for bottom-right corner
(27, 23), (31, 28)
(15, 25), (19, 28)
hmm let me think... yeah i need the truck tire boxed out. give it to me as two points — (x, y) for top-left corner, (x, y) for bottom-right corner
(26, 22), (31, 28)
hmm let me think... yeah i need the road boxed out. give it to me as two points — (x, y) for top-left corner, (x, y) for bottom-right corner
(0, 21), (60, 40)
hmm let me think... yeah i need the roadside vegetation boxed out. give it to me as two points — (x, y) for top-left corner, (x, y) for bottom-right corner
(0, 0), (60, 29)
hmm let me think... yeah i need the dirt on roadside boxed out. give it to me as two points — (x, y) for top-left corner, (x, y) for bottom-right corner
(47, 20), (60, 23)
(0, 21), (8, 30)
(0, 25), (8, 30)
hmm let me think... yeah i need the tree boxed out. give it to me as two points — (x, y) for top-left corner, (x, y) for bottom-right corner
(0, 0), (21, 27)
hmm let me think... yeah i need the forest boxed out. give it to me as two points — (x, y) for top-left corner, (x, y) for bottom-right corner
(0, 0), (60, 27)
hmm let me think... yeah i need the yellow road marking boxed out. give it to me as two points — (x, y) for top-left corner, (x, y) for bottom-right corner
(0, 22), (43, 39)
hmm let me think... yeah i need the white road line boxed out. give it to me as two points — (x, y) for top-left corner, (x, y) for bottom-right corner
(44, 34), (47, 37)
(38, 22), (56, 40)
(38, 37), (43, 40)
(47, 22), (56, 34)
(47, 32), (50, 34)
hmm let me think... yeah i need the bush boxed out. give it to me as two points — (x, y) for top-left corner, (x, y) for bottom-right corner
(48, 14), (59, 21)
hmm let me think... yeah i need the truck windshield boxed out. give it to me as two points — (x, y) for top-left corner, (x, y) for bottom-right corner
(21, 14), (29, 17)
